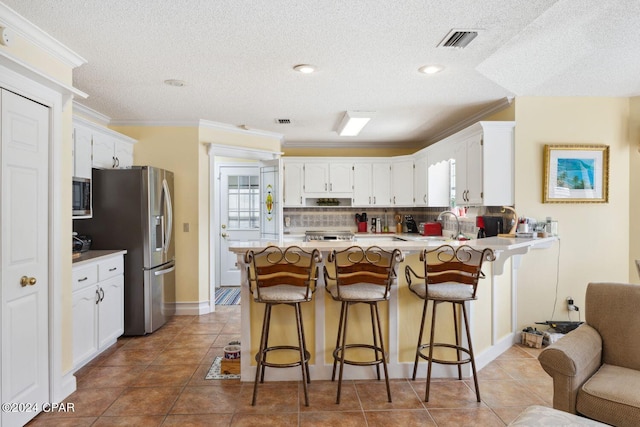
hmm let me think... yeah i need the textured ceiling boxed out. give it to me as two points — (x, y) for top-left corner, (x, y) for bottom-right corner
(4, 0), (639, 148)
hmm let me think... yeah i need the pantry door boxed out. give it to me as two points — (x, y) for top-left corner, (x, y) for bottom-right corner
(1, 89), (50, 426)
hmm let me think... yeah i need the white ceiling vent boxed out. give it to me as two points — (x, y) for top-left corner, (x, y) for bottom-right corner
(438, 29), (479, 48)
(275, 118), (292, 124)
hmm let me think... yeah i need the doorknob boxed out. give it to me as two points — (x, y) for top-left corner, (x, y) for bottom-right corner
(221, 233), (228, 238)
(221, 224), (227, 229)
(20, 276), (37, 287)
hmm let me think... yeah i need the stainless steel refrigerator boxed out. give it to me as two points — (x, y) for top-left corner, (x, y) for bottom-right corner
(75, 166), (176, 335)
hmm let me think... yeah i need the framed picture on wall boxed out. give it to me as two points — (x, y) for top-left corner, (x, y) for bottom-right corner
(543, 144), (609, 203)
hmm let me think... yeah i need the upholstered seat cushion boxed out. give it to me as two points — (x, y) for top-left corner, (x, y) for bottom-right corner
(326, 283), (388, 301)
(576, 364), (640, 426)
(253, 285), (311, 302)
(509, 405), (608, 426)
(409, 283), (474, 300)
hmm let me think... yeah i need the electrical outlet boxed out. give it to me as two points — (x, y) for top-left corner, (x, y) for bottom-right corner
(567, 296), (578, 311)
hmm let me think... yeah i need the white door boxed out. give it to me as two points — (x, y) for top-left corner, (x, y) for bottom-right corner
(1, 89), (50, 426)
(219, 166), (261, 286)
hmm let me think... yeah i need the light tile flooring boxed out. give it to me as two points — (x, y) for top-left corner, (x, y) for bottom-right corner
(29, 305), (553, 426)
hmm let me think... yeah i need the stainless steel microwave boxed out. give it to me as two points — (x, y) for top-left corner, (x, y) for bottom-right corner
(72, 177), (92, 217)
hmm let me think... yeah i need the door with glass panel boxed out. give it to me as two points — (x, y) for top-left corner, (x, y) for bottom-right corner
(219, 167), (261, 285)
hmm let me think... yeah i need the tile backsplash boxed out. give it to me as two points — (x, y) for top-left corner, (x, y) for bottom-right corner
(283, 207), (479, 235)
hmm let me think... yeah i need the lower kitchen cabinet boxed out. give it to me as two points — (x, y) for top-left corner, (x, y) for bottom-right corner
(72, 252), (125, 370)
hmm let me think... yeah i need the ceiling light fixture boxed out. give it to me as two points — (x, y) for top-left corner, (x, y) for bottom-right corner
(418, 65), (444, 75)
(337, 111), (375, 136)
(164, 79), (186, 87)
(293, 64), (316, 74)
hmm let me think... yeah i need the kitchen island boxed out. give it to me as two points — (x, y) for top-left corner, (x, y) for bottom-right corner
(228, 235), (556, 382)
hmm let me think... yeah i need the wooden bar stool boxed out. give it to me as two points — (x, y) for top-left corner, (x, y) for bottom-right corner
(245, 245), (321, 406)
(324, 245), (404, 404)
(405, 244), (494, 402)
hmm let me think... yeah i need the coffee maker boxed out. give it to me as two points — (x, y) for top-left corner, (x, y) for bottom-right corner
(404, 215), (418, 233)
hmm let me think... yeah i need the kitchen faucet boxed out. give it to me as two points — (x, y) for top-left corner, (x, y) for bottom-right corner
(437, 210), (463, 240)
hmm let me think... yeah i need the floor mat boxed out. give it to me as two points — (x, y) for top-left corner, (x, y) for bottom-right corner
(215, 287), (241, 305)
(205, 356), (241, 380)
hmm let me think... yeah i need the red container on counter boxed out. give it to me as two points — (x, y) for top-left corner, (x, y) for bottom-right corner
(357, 222), (368, 232)
(422, 222), (442, 236)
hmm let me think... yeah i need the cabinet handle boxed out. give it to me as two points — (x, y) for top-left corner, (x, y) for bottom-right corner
(369, 196), (371, 204)
(373, 196), (376, 204)
(325, 183), (327, 191)
(112, 156), (116, 168)
(423, 195), (427, 203)
(108, 267), (117, 272)
(95, 289), (100, 304)
(393, 196), (396, 204)
(115, 157), (120, 167)
(300, 196), (302, 204)
(330, 183), (332, 191)
(99, 287), (105, 302)
(78, 277), (88, 282)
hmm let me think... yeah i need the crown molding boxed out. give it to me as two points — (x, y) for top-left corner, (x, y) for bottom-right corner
(0, 49), (87, 106)
(282, 139), (423, 149)
(72, 101), (110, 125)
(424, 97), (513, 145)
(72, 115), (137, 144)
(199, 119), (284, 141)
(0, 3), (86, 68)
(109, 119), (200, 127)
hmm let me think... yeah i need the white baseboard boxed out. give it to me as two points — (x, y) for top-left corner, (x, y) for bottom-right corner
(174, 301), (211, 316)
(475, 333), (516, 370)
(60, 371), (77, 401)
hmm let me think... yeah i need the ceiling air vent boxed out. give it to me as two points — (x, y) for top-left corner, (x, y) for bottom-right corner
(275, 118), (291, 124)
(438, 29), (479, 48)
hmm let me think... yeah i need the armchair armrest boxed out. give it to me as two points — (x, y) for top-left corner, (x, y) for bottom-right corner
(538, 324), (603, 414)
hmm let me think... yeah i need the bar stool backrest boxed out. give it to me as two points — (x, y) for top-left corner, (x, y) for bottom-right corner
(245, 245), (321, 302)
(326, 246), (404, 300)
(421, 245), (495, 299)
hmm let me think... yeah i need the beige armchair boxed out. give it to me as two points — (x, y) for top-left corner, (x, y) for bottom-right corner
(538, 282), (640, 427)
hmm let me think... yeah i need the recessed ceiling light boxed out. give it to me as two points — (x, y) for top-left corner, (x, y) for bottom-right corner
(164, 79), (186, 87)
(418, 65), (444, 75)
(293, 64), (316, 74)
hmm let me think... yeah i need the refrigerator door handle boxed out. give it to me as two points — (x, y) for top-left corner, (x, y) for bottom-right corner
(162, 178), (173, 255)
(154, 264), (176, 276)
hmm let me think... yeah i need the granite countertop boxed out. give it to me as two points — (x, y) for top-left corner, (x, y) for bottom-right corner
(228, 235), (557, 254)
(72, 249), (127, 265)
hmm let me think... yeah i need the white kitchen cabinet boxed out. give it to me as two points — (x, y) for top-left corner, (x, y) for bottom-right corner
(439, 121), (515, 207)
(283, 161), (304, 207)
(303, 161), (352, 195)
(93, 133), (134, 169)
(353, 161), (391, 206)
(73, 124), (93, 179)
(73, 115), (136, 170)
(391, 157), (414, 206)
(413, 155), (428, 206)
(72, 252), (125, 370)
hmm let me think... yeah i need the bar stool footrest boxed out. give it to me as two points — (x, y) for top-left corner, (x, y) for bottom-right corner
(256, 345), (311, 368)
(333, 343), (388, 367)
(417, 343), (472, 366)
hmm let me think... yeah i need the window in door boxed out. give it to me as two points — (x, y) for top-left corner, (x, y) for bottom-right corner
(227, 175), (260, 229)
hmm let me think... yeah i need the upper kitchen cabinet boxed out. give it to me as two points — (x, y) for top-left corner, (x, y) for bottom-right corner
(303, 161), (352, 195)
(391, 157), (414, 206)
(413, 154), (428, 206)
(283, 161), (304, 207)
(448, 121), (515, 207)
(92, 132), (134, 169)
(353, 161), (391, 207)
(73, 115), (137, 171)
(72, 121), (92, 179)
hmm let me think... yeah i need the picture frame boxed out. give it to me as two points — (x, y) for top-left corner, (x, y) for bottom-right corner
(543, 144), (609, 203)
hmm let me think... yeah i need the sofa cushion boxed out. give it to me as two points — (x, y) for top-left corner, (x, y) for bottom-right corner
(577, 363), (640, 427)
(509, 405), (608, 426)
